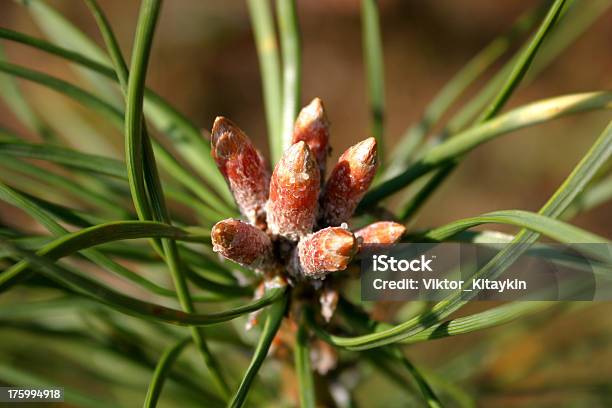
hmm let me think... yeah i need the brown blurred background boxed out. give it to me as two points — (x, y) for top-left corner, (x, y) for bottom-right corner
(1, 2), (612, 405)
(1, 0), (611, 236)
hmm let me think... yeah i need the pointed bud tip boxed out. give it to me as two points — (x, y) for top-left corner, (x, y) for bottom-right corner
(281, 141), (316, 173)
(292, 140), (308, 152)
(300, 97), (325, 120)
(296, 227), (358, 278)
(211, 116), (229, 143)
(290, 140), (309, 154)
(346, 137), (377, 165)
(390, 223), (407, 236)
(211, 219), (272, 267)
(211, 117), (249, 159)
(212, 116), (227, 129)
(211, 116), (245, 142)
(355, 221), (406, 245)
(309, 96), (324, 108)
(327, 228), (357, 257)
(211, 219), (239, 250)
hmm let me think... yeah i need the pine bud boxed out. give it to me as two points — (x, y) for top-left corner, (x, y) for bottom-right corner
(294, 227), (357, 279)
(292, 97), (330, 177)
(211, 219), (272, 268)
(320, 137), (378, 226)
(355, 221), (406, 247)
(211, 117), (269, 227)
(266, 141), (320, 240)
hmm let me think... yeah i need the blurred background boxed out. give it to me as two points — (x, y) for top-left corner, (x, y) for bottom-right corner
(1, 0), (612, 406)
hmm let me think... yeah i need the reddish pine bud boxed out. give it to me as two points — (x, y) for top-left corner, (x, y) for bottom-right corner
(211, 117), (269, 227)
(292, 97), (330, 177)
(355, 221), (406, 247)
(266, 141), (320, 240)
(320, 137), (378, 226)
(294, 227), (357, 279)
(211, 219), (272, 268)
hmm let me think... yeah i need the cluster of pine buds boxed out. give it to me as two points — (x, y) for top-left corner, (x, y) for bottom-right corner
(210, 98), (405, 317)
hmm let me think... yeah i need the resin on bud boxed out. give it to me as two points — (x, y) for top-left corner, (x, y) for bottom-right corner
(292, 97), (330, 177)
(266, 141), (320, 241)
(355, 221), (406, 247)
(211, 117), (269, 227)
(320, 137), (378, 226)
(211, 219), (272, 269)
(293, 226), (357, 279)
